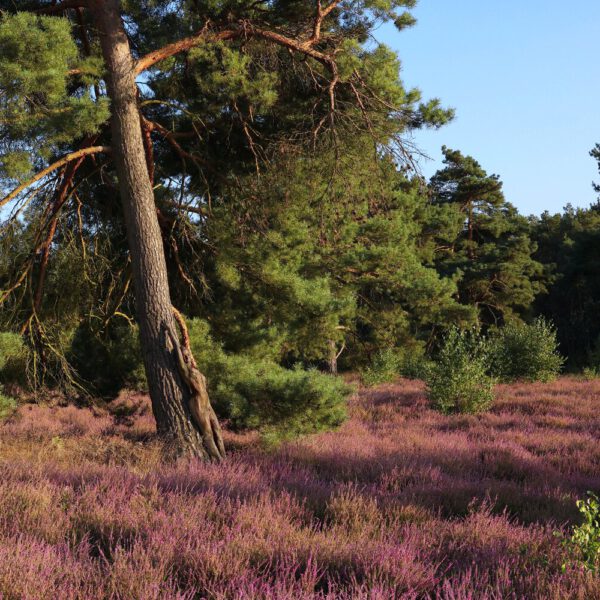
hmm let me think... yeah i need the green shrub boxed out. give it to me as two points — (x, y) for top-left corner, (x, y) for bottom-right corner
(426, 328), (494, 415)
(560, 492), (600, 572)
(360, 348), (401, 386)
(0, 388), (17, 420)
(400, 353), (434, 380)
(0, 331), (28, 386)
(213, 358), (349, 441)
(581, 367), (599, 381)
(68, 320), (147, 398)
(360, 346), (432, 386)
(187, 319), (350, 439)
(0, 332), (23, 370)
(489, 317), (563, 383)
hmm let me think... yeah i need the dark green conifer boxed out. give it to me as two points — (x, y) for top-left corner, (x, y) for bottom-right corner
(430, 147), (544, 325)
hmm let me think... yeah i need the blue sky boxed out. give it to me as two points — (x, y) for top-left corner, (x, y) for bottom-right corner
(377, 1), (600, 216)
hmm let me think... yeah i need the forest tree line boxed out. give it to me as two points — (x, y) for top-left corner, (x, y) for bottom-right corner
(2, 134), (600, 432)
(0, 4), (599, 445)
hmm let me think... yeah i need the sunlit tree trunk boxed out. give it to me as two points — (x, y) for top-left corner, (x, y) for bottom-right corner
(91, 0), (223, 460)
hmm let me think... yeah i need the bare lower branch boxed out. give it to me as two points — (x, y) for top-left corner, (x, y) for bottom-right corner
(233, 101), (261, 174)
(140, 116), (156, 184)
(0, 268), (30, 306)
(162, 200), (208, 216)
(33, 142), (92, 312)
(142, 117), (207, 169)
(0, 146), (111, 209)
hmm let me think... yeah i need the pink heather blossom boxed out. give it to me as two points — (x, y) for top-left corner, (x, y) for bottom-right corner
(1, 377), (600, 598)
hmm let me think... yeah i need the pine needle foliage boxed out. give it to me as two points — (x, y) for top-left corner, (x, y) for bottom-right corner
(0, 13), (107, 180)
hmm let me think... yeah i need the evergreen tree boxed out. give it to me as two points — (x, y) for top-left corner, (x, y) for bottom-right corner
(532, 204), (600, 366)
(430, 147), (544, 325)
(591, 143), (600, 201)
(527, 138), (600, 367)
(199, 139), (471, 371)
(0, 1), (449, 458)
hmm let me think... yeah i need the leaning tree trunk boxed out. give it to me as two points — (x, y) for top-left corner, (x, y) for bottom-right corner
(91, 0), (223, 460)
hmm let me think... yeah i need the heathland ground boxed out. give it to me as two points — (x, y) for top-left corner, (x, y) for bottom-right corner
(1, 377), (600, 599)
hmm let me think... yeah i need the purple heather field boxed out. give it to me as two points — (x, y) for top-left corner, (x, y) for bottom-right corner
(1, 377), (600, 599)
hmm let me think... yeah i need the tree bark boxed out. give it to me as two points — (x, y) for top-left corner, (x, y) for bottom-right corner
(90, 0), (223, 460)
(328, 339), (338, 375)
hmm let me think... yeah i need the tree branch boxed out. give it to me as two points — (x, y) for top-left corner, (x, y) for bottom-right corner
(135, 27), (238, 75)
(140, 115), (156, 184)
(244, 24), (335, 67)
(311, 0), (341, 43)
(162, 200), (208, 216)
(134, 22), (336, 75)
(0, 146), (111, 209)
(142, 117), (207, 169)
(33, 140), (94, 313)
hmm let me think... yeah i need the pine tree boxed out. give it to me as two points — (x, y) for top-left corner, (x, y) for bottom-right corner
(591, 144), (600, 201)
(430, 147), (544, 325)
(532, 204), (600, 366)
(197, 138), (471, 371)
(0, 1), (447, 458)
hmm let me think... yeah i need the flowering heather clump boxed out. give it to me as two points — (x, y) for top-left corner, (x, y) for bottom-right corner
(1, 378), (600, 598)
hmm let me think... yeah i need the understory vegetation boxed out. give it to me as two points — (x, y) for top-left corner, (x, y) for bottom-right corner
(561, 492), (600, 573)
(426, 328), (494, 415)
(489, 318), (564, 383)
(0, 3), (599, 440)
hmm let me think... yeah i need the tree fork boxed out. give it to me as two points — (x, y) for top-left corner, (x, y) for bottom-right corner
(90, 0), (223, 459)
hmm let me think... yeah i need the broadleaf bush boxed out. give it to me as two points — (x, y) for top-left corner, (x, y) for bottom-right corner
(360, 346), (432, 386)
(581, 367), (599, 381)
(560, 492), (600, 573)
(360, 348), (401, 386)
(426, 328), (494, 414)
(489, 317), (563, 383)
